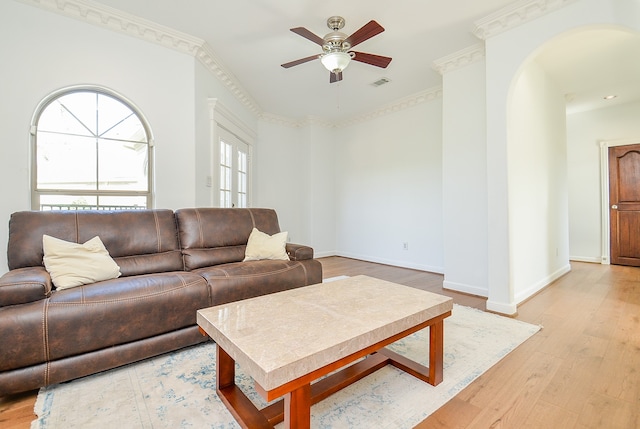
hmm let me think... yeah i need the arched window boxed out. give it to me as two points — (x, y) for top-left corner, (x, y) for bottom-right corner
(31, 86), (153, 210)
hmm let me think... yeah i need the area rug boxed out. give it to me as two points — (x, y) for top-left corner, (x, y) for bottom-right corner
(32, 304), (540, 429)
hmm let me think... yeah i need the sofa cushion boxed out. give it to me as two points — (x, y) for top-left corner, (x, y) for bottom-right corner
(0, 271), (211, 371)
(7, 210), (184, 276)
(195, 259), (315, 306)
(176, 208), (284, 270)
(243, 228), (289, 261)
(42, 235), (121, 290)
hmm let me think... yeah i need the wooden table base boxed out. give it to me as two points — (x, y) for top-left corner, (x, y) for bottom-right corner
(214, 312), (449, 429)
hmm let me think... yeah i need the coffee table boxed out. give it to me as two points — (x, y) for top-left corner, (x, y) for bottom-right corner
(197, 275), (453, 429)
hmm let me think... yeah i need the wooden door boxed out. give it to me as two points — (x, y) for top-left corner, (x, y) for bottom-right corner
(609, 144), (640, 266)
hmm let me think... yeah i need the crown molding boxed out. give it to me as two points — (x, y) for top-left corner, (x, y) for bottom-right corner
(259, 87), (443, 129)
(335, 86), (443, 128)
(259, 113), (309, 128)
(16, 0), (262, 116)
(432, 43), (485, 75)
(473, 0), (578, 40)
(16, 0), (203, 53)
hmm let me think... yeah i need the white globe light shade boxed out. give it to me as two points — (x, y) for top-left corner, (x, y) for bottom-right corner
(320, 52), (351, 73)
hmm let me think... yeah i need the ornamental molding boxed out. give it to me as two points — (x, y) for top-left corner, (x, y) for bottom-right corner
(473, 0), (579, 40)
(15, 0), (262, 116)
(17, 0), (568, 128)
(334, 86), (443, 128)
(259, 113), (310, 129)
(258, 87), (442, 129)
(432, 43), (485, 75)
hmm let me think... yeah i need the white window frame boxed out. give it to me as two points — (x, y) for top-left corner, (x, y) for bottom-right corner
(208, 98), (254, 208)
(30, 85), (154, 210)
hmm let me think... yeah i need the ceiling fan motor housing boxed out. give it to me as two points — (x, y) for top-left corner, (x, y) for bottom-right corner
(323, 16), (350, 52)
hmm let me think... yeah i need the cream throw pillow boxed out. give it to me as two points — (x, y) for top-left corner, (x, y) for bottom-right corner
(43, 235), (121, 290)
(243, 228), (290, 261)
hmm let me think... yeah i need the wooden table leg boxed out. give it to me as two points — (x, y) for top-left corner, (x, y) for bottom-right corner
(284, 383), (311, 429)
(429, 319), (444, 385)
(217, 345), (235, 390)
(216, 345), (273, 428)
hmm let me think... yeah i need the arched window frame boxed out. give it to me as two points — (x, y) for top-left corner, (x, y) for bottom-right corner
(30, 85), (154, 210)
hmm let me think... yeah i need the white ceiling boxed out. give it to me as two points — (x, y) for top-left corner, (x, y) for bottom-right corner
(86, 0), (639, 120)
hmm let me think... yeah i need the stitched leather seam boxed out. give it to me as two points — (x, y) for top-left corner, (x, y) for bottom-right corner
(74, 212), (79, 242)
(153, 211), (161, 253)
(206, 264), (301, 279)
(195, 209), (204, 248)
(48, 279), (205, 305)
(42, 300), (50, 376)
(114, 250), (181, 261)
(248, 209), (256, 228)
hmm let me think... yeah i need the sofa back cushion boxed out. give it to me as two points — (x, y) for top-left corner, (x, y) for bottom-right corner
(8, 210), (183, 276)
(175, 208), (281, 270)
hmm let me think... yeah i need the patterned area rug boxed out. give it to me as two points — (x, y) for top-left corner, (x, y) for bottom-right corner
(31, 304), (540, 429)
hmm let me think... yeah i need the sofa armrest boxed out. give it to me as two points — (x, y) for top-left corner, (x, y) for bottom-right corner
(285, 243), (314, 261)
(0, 267), (52, 307)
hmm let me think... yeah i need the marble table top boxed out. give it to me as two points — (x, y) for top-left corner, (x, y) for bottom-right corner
(197, 275), (453, 391)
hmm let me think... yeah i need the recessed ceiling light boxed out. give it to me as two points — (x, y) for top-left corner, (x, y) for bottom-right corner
(603, 95), (617, 100)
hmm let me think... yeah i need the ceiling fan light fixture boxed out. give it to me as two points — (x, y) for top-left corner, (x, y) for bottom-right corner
(320, 51), (351, 73)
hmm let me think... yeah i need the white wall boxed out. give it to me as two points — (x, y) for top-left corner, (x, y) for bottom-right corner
(0, 1), (199, 273)
(442, 60), (489, 297)
(335, 101), (444, 273)
(193, 62), (260, 208)
(254, 120), (311, 245)
(305, 123), (337, 257)
(483, 0), (640, 314)
(252, 118), (337, 254)
(509, 60), (570, 304)
(567, 100), (640, 262)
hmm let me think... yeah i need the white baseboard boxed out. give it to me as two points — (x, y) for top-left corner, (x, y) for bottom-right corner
(486, 300), (518, 316)
(443, 280), (488, 297)
(514, 263), (571, 304)
(569, 256), (602, 264)
(334, 251), (444, 274)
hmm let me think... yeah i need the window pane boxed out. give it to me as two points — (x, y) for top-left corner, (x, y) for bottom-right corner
(38, 98), (95, 136)
(220, 165), (230, 190)
(220, 141), (231, 166)
(98, 139), (148, 191)
(98, 95), (146, 142)
(37, 133), (96, 190)
(39, 194), (98, 210)
(98, 195), (147, 210)
(220, 190), (231, 208)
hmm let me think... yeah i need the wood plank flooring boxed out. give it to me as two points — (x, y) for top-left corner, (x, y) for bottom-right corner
(1, 256), (638, 428)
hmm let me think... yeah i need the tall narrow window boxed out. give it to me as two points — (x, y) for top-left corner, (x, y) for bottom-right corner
(219, 141), (232, 208)
(218, 127), (250, 208)
(32, 87), (153, 210)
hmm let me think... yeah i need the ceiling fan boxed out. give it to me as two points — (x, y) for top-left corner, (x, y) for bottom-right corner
(281, 16), (392, 83)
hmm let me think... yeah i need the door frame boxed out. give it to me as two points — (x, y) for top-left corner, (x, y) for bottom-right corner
(600, 138), (640, 265)
(208, 98), (255, 208)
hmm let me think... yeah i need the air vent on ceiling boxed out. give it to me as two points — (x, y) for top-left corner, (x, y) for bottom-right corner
(371, 77), (391, 87)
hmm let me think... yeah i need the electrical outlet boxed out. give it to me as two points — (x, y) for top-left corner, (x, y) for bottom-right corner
(403, 242), (409, 251)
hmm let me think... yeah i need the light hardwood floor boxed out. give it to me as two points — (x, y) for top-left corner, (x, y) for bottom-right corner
(1, 256), (638, 428)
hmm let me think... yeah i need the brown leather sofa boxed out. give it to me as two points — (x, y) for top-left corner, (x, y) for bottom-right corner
(0, 208), (322, 395)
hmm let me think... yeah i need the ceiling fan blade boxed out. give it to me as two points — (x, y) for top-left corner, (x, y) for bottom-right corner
(329, 71), (343, 84)
(281, 55), (320, 68)
(290, 27), (325, 46)
(351, 51), (392, 68)
(345, 20), (385, 48)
